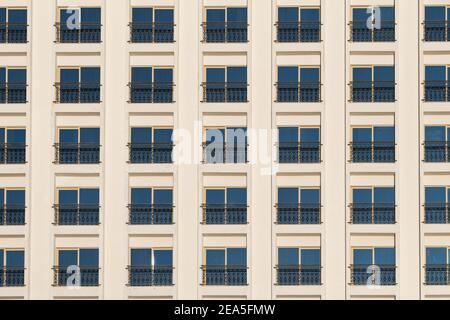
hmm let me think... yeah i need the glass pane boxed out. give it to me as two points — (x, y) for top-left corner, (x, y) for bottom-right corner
(278, 66), (298, 82)
(6, 129), (25, 143)
(426, 66), (446, 81)
(353, 249), (373, 265)
(80, 128), (99, 144)
(131, 188), (151, 204)
(426, 247), (447, 264)
(278, 248), (299, 265)
(425, 126), (445, 141)
(227, 248), (246, 266)
(300, 189), (320, 204)
(206, 68), (225, 83)
(300, 128), (319, 142)
(374, 66), (394, 81)
(353, 67), (372, 81)
(206, 189), (225, 204)
(278, 7), (298, 22)
(228, 8), (247, 22)
(8, 9), (27, 24)
(131, 249), (151, 266)
(131, 67), (152, 83)
(0, 9), (5, 23)
(227, 67), (247, 83)
(154, 129), (172, 143)
(227, 188), (246, 205)
(79, 189), (99, 204)
(6, 190), (25, 205)
(59, 129), (78, 143)
(278, 188), (299, 204)
(301, 249), (320, 265)
(279, 127), (298, 142)
(58, 250), (78, 267)
(80, 67), (100, 84)
(353, 128), (372, 142)
(425, 187), (446, 203)
(81, 8), (101, 23)
(374, 247), (395, 265)
(59, 190), (77, 204)
(425, 6), (446, 21)
(153, 190), (172, 204)
(353, 189), (372, 203)
(0, 128), (4, 143)
(79, 249), (99, 267)
(380, 7), (395, 22)
(0, 189), (4, 205)
(60, 69), (79, 83)
(300, 68), (319, 83)
(132, 8), (152, 23)
(374, 187), (395, 204)
(154, 69), (173, 83)
(300, 8), (320, 22)
(154, 250), (172, 266)
(6, 251), (24, 268)
(131, 128), (152, 144)
(206, 128), (225, 143)
(0, 68), (5, 83)
(206, 249), (225, 265)
(0, 250), (3, 268)
(7, 69), (26, 84)
(155, 9), (174, 23)
(352, 8), (371, 22)
(206, 9), (225, 22)
(374, 127), (395, 142)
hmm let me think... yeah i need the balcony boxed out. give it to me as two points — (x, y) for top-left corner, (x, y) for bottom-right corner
(276, 82), (321, 103)
(201, 204), (247, 225)
(275, 203), (321, 225)
(425, 265), (450, 285)
(127, 266), (173, 287)
(53, 204), (100, 226)
(0, 23), (28, 43)
(424, 141), (450, 163)
(278, 142), (321, 164)
(349, 142), (396, 163)
(201, 82), (248, 103)
(0, 83), (27, 104)
(349, 21), (395, 42)
(424, 203), (450, 224)
(54, 82), (101, 104)
(0, 205), (25, 225)
(423, 81), (450, 102)
(128, 204), (173, 225)
(350, 264), (396, 286)
(423, 21), (450, 42)
(202, 22), (248, 43)
(349, 203), (396, 224)
(201, 265), (247, 286)
(0, 267), (25, 287)
(53, 266), (99, 287)
(275, 265), (321, 286)
(349, 81), (395, 102)
(127, 143), (173, 164)
(55, 23), (101, 43)
(275, 22), (321, 43)
(129, 23), (175, 43)
(202, 143), (248, 164)
(54, 143), (100, 164)
(128, 82), (174, 103)
(0, 143), (26, 164)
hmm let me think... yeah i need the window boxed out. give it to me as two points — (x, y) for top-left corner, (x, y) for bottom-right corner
(424, 66), (450, 102)
(0, 249), (24, 287)
(204, 7), (247, 43)
(58, 8), (101, 43)
(424, 6), (450, 41)
(0, 67), (27, 103)
(0, 8), (27, 43)
(129, 127), (173, 164)
(56, 128), (100, 164)
(277, 187), (321, 224)
(425, 187), (450, 224)
(350, 7), (395, 42)
(425, 247), (450, 285)
(56, 188), (99, 225)
(352, 247), (396, 285)
(351, 126), (395, 163)
(424, 126), (450, 162)
(277, 7), (321, 42)
(203, 248), (247, 286)
(0, 189), (25, 225)
(130, 67), (174, 103)
(203, 188), (247, 224)
(351, 187), (395, 224)
(204, 127), (247, 164)
(129, 248), (173, 286)
(56, 248), (99, 287)
(0, 128), (26, 164)
(277, 66), (321, 102)
(129, 188), (173, 225)
(278, 127), (320, 163)
(57, 67), (101, 103)
(277, 248), (321, 285)
(351, 66), (395, 102)
(131, 7), (174, 43)
(204, 66), (247, 103)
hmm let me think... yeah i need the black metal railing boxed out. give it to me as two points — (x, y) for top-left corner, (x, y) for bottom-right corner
(276, 82), (321, 103)
(423, 20), (450, 42)
(0, 143), (26, 164)
(0, 83), (27, 103)
(128, 82), (174, 103)
(349, 203), (396, 224)
(53, 266), (99, 287)
(349, 81), (395, 102)
(278, 142), (321, 163)
(55, 22), (101, 43)
(128, 204), (173, 225)
(349, 142), (396, 163)
(275, 203), (321, 225)
(350, 264), (396, 286)
(0, 267), (25, 287)
(201, 82), (248, 103)
(0, 23), (28, 43)
(202, 21), (248, 43)
(53, 204), (100, 226)
(423, 81), (450, 102)
(127, 266), (173, 286)
(54, 143), (100, 164)
(275, 21), (321, 42)
(129, 22), (175, 43)
(275, 265), (321, 286)
(424, 141), (450, 163)
(202, 143), (248, 164)
(128, 143), (173, 164)
(201, 204), (247, 225)
(425, 264), (450, 285)
(349, 21), (395, 42)
(424, 203), (450, 224)
(201, 265), (247, 286)
(0, 205), (25, 225)
(54, 82), (101, 103)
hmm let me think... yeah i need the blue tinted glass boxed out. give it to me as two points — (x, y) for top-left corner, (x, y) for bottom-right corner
(353, 128), (372, 142)
(207, 9), (225, 22)
(154, 189), (172, 204)
(279, 127), (298, 143)
(131, 249), (151, 266)
(60, 9), (78, 26)
(426, 66), (446, 81)
(8, 69), (26, 84)
(278, 248), (299, 265)
(7, 129), (25, 143)
(278, 66), (298, 82)
(300, 8), (320, 22)
(425, 6), (446, 21)
(301, 249), (320, 265)
(278, 7), (298, 22)
(0, 250), (3, 268)
(80, 128), (99, 144)
(227, 248), (246, 265)
(155, 9), (174, 23)
(154, 250), (172, 266)
(131, 128), (152, 144)
(228, 8), (247, 22)
(206, 128), (225, 143)
(60, 69), (79, 83)
(6, 190), (25, 205)
(426, 247), (447, 264)
(353, 189), (372, 203)
(8, 9), (27, 24)
(0, 189), (4, 205)
(132, 67), (152, 83)
(59, 129), (78, 143)
(374, 248), (395, 265)
(0, 9), (5, 23)
(79, 189), (99, 204)
(226, 127), (247, 145)
(300, 189), (320, 204)
(206, 249), (225, 265)
(0, 128), (4, 143)
(227, 67), (247, 83)
(425, 126), (445, 141)
(227, 188), (246, 205)
(206, 189), (225, 204)
(374, 66), (394, 81)
(6, 251), (24, 268)
(81, 8), (100, 23)
(154, 129), (172, 143)
(81, 67), (100, 83)
(380, 7), (395, 21)
(353, 249), (373, 265)
(59, 250), (78, 267)
(425, 187), (446, 203)
(59, 190), (77, 204)
(374, 127), (394, 142)
(300, 68), (319, 82)
(0, 68), (5, 83)
(300, 128), (319, 142)
(374, 187), (395, 204)
(131, 188), (151, 204)
(278, 188), (299, 204)
(132, 8), (152, 23)
(79, 249), (99, 267)
(353, 67), (372, 81)
(206, 68), (225, 83)
(154, 68), (173, 83)
(353, 8), (370, 21)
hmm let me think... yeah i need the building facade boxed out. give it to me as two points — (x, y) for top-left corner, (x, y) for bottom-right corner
(0, 0), (449, 300)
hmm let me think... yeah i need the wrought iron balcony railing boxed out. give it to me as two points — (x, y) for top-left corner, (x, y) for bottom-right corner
(423, 20), (450, 42)
(276, 82), (322, 103)
(423, 81), (450, 102)
(349, 142), (396, 163)
(0, 143), (26, 164)
(127, 143), (173, 164)
(54, 82), (101, 103)
(425, 264), (450, 285)
(129, 22), (175, 43)
(128, 204), (173, 225)
(128, 82), (174, 103)
(424, 141), (450, 163)
(201, 82), (248, 103)
(275, 21), (321, 43)
(275, 203), (321, 225)
(0, 267), (25, 287)
(0, 205), (25, 225)
(202, 21), (248, 43)
(53, 204), (100, 226)
(0, 83), (27, 103)
(202, 143), (248, 164)
(350, 264), (396, 286)
(275, 265), (321, 286)
(127, 266), (173, 286)
(54, 143), (100, 164)
(201, 204), (247, 225)
(277, 142), (321, 163)
(349, 21), (395, 42)
(349, 81), (396, 102)
(0, 23), (28, 43)
(55, 22), (102, 43)
(349, 203), (396, 224)
(201, 265), (248, 286)
(424, 203), (450, 224)
(53, 266), (99, 287)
